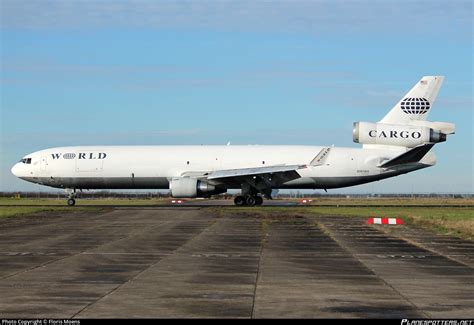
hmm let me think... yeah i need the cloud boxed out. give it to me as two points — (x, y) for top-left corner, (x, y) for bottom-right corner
(2, 62), (181, 75)
(1, 58), (357, 91)
(437, 96), (474, 111)
(1, 127), (349, 148)
(1, 0), (471, 38)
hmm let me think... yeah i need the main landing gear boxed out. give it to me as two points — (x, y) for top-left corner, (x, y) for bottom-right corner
(234, 195), (264, 206)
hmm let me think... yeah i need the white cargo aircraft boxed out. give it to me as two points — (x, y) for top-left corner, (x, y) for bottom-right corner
(11, 76), (454, 206)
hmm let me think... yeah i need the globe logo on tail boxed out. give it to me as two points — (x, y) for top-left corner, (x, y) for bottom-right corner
(400, 98), (430, 115)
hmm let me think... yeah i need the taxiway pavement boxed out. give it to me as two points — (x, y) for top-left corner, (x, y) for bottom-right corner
(0, 207), (472, 318)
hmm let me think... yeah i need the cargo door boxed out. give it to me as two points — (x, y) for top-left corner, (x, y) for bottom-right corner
(75, 152), (104, 172)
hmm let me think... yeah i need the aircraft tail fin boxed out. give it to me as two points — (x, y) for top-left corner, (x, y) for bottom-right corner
(379, 76), (444, 124)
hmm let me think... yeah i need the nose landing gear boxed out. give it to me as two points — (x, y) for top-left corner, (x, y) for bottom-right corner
(65, 188), (77, 206)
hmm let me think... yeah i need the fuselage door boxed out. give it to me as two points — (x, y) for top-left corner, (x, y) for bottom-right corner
(40, 156), (48, 171)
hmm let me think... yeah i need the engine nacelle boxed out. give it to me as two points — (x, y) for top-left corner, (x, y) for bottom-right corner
(353, 122), (446, 148)
(170, 177), (227, 198)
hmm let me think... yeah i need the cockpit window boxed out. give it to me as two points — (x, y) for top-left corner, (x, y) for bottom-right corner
(19, 158), (32, 164)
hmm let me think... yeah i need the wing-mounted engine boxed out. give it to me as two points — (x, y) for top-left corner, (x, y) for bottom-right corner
(170, 177), (227, 198)
(352, 121), (454, 148)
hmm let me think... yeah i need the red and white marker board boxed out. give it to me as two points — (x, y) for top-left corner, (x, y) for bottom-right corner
(367, 217), (404, 225)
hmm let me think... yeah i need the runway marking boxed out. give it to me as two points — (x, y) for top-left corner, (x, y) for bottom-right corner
(374, 254), (427, 259)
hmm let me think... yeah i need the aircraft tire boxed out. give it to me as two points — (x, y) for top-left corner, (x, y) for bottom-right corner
(67, 198), (76, 206)
(245, 195), (256, 206)
(234, 196), (246, 206)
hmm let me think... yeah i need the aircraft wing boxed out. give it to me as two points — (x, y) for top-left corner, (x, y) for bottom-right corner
(378, 143), (435, 168)
(207, 164), (304, 180)
(205, 164), (307, 198)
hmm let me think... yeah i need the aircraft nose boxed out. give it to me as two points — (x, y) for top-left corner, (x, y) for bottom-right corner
(11, 163), (20, 177)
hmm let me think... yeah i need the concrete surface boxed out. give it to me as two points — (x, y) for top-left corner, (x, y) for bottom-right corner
(0, 207), (472, 318)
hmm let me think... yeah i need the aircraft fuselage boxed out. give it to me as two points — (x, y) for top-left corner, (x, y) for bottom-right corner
(11, 145), (434, 191)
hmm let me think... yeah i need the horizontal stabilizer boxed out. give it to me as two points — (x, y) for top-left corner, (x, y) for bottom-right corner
(408, 120), (455, 134)
(378, 143), (435, 168)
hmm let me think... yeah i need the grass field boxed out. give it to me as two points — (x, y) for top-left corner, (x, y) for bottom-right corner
(0, 197), (166, 218)
(0, 206), (104, 218)
(0, 197), (169, 206)
(295, 197), (474, 206)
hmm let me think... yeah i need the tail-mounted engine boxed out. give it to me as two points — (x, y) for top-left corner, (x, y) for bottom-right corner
(353, 121), (450, 148)
(170, 177), (227, 198)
